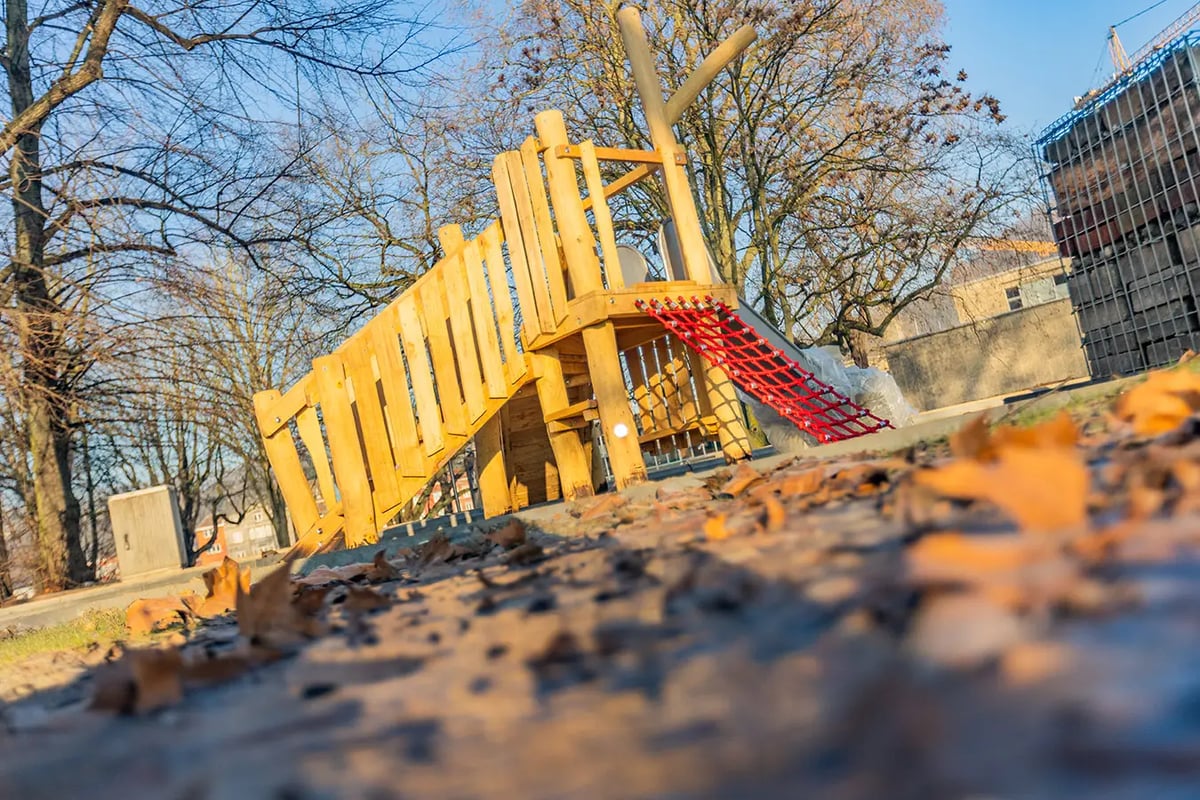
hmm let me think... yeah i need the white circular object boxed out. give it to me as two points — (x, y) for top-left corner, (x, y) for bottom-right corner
(612, 422), (629, 439)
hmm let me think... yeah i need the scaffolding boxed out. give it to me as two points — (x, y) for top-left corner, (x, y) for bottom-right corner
(1038, 31), (1200, 376)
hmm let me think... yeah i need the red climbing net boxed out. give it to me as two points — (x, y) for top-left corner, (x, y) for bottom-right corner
(636, 296), (892, 444)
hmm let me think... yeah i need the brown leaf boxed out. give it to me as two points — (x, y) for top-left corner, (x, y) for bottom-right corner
(293, 563), (371, 586)
(194, 557), (251, 617)
(913, 446), (1088, 531)
(1114, 368), (1200, 436)
(365, 549), (402, 582)
(502, 542), (545, 566)
(126, 596), (194, 637)
(91, 648), (184, 715)
(760, 496), (787, 532)
(417, 531), (456, 566)
(704, 513), (731, 541)
(236, 557), (321, 649)
(486, 519), (527, 549)
(719, 462), (764, 497)
(775, 467), (825, 496)
(576, 493), (626, 520)
(344, 585), (391, 613)
(951, 411), (1078, 461)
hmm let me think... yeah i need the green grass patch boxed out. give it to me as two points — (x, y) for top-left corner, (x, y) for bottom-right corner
(0, 609), (126, 669)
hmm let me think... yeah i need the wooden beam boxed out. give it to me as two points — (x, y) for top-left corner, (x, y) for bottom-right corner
(554, 144), (685, 165)
(543, 398), (599, 423)
(582, 322), (647, 490)
(616, 7), (713, 285)
(534, 110), (604, 296)
(312, 355), (378, 547)
(664, 25), (757, 124)
(531, 348), (595, 501)
(253, 390), (320, 537)
(475, 414), (511, 518)
(579, 140), (624, 290)
(581, 163), (657, 213)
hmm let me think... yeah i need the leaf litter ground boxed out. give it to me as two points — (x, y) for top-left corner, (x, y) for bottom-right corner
(8, 367), (1200, 797)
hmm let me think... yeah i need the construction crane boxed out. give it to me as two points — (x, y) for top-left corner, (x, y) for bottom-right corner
(1108, 1), (1200, 77)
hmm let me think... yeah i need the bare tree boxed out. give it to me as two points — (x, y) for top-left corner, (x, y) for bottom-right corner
(0, 0), (454, 589)
(493, 0), (1030, 365)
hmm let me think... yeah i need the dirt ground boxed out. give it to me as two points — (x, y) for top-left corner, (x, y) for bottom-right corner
(5, 373), (1200, 799)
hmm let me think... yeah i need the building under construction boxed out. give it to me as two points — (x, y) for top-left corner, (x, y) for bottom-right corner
(1039, 31), (1200, 376)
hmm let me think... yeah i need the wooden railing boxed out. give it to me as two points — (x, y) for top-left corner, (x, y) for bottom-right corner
(253, 217), (532, 553)
(252, 111), (687, 553)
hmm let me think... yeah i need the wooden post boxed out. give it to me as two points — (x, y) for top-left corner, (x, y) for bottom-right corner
(253, 390), (320, 537)
(531, 349), (595, 501)
(582, 324), (647, 489)
(312, 355), (378, 547)
(616, 7), (753, 462)
(475, 414), (511, 517)
(615, 7), (710, 285)
(534, 110), (603, 296)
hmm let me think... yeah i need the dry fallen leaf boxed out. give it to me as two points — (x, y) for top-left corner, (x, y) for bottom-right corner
(719, 462), (764, 497)
(913, 446), (1088, 532)
(487, 519), (527, 549)
(1114, 368), (1200, 436)
(760, 496), (787, 532)
(125, 596), (194, 637)
(775, 467), (824, 497)
(365, 549), (402, 582)
(236, 557), (322, 649)
(91, 648), (184, 715)
(704, 513), (731, 541)
(951, 411), (1078, 461)
(502, 541), (545, 566)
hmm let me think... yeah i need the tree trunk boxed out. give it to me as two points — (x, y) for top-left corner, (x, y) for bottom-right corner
(7, 0), (87, 590)
(849, 331), (871, 369)
(0, 502), (12, 600)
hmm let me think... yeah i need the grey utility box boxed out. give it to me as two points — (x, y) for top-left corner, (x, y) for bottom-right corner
(107, 485), (188, 578)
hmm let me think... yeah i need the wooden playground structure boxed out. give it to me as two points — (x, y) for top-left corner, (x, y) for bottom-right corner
(253, 9), (888, 555)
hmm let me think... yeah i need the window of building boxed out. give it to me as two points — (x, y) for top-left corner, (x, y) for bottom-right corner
(229, 530), (245, 544)
(253, 511), (264, 523)
(1053, 273), (1068, 285)
(1005, 286), (1022, 310)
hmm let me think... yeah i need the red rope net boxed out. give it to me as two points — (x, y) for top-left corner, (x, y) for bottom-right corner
(637, 296), (892, 444)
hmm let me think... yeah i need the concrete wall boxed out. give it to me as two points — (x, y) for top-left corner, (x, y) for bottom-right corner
(883, 298), (1089, 410)
(953, 257), (1070, 322)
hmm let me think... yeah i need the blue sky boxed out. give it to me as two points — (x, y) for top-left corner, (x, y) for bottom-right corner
(943, 0), (1196, 137)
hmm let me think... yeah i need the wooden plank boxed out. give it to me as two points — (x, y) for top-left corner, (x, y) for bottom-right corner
(687, 349), (715, 416)
(531, 348), (595, 501)
(342, 340), (401, 510)
(475, 414), (511, 518)
(647, 337), (673, 429)
(505, 151), (558, 331)
(493, 153), (552, 336)
(520, 137), (569, 316)
(418, 275), (469, 436)
(311, 355), (377, 547)
(253, 390), (320, 536)
(581, 164), (657, 213)
(294, 405), (336, 512)
(461, 238), (508, 399)
(554, 144), (672, 164)
(623, 347), (655, 432)
(583, 323), (647, 489)
(669, 336), (700, 424)
(442, 252), (487, 423)
(256, 375), (313, 437)
(544, 398), (599, 423)
(579, 139), (624, 290)
(396, 292), (445, 456)
(367, 307), (425, 477)
(481, 221), (526, 384)
(534, 111), (603, 296)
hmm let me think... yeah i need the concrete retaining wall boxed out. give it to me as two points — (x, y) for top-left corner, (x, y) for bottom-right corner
(883, 299), (1089, 410)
